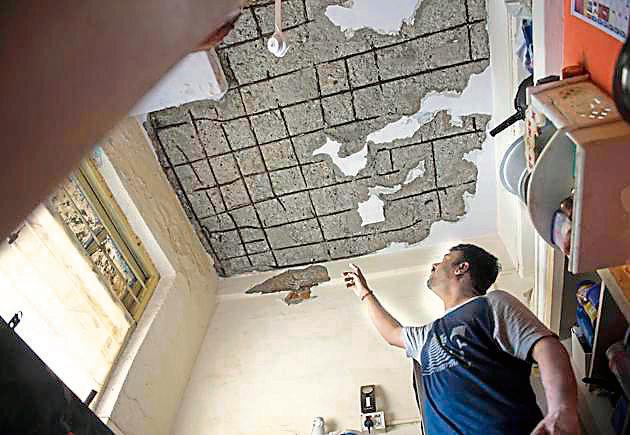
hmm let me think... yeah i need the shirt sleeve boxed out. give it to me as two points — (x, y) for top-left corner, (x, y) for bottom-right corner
(401, 323), (432, 363)
(487, 290), (556, 362)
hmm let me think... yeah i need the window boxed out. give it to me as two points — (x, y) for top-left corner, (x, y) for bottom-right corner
(0, 154), (160, 401)
(48, 157), (159, 321)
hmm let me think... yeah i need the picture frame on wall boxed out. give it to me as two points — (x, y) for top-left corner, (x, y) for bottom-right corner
(572, 0), (630, 42)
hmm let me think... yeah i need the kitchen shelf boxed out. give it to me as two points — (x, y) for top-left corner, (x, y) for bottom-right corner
(599, 267), (630, 323)
(568, 123), (630, 273)
(588, 282), (628, 383)
(587, 267), (630, 385)
(579, 268), (630, 435)
(526, 76), (630, 273)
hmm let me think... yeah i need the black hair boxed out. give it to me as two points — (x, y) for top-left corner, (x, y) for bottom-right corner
(450, 244), (500, 295)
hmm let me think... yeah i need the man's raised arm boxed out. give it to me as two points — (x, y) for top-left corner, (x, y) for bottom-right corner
(343, 264), (404, 348)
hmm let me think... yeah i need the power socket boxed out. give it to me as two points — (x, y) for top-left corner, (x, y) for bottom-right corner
(360, 411), (386, 431)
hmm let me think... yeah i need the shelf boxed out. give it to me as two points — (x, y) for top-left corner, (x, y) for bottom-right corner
(569, 122), (630, 273)
(526, 76), (630, 273)
(599, 267), (630, 323)
(529, 76), (621, 129)
(572, 326), (592, 381)
(589, 271), (629, 387)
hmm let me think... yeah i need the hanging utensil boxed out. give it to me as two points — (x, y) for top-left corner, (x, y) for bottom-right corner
(614, 37), (630, 123)
(490, 75), (533, 137)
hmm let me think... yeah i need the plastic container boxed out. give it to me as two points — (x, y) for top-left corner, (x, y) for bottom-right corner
(551, 210), (572, 255)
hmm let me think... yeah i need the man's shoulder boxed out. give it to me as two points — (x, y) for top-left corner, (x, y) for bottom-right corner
(485, 289), (524, 307)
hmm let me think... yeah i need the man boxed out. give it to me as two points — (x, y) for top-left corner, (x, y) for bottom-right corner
(343, 244), (578, 435)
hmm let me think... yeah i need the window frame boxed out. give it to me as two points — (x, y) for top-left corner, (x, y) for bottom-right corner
(49, 158), (160, 322)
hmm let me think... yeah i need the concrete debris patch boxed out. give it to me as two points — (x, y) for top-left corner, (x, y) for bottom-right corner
(147, 0), (491, 277)
(283, 289), (315, 305)
(245, 265), (331, 298)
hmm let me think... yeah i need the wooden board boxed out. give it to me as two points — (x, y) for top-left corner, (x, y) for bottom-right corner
(569, 122), (630, 272)
(530, 79), (620, 130)
(588, 285), (628, 382)
(599, 267), (630, 323)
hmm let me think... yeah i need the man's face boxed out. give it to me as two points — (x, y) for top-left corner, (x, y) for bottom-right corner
(427, 251), (462, 294)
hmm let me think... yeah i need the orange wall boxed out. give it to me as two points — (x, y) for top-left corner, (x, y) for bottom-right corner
(563, 0), (624, 94)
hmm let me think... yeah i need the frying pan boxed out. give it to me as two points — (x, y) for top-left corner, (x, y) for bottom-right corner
(490, 75), (533, 137)
(614, 36), (630, 123)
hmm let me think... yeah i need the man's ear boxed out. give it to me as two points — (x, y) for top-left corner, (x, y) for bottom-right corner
(455, 261), (470, 276)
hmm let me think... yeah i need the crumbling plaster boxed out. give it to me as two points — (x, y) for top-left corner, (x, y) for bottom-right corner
(146, 0), (492, 277)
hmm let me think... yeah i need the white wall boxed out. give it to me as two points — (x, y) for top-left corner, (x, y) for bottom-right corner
(93, 118), (219, 435)
(487, 0), (537, 277)
(175, 258), (440, 435)
(172, 236), (530, 435)
(0, 206), (132, 401)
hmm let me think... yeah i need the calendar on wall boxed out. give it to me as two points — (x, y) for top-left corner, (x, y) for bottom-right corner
(572, 0), (630, 42)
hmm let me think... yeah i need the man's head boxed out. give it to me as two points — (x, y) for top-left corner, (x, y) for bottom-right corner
(427, 244), (500, 298)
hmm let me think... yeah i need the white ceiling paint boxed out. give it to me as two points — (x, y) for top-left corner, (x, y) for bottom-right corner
(312, 136), (369, 176)
(357, 162), (425, 227)
(420, 135), (496, 244)
(319, 65), (495, 237)
(325, 0), (424, 36)
(357, 185), (403, 226)
(363, 67), (495, 249)
(367, 66), (493, 144)
(129, 51), (226, 116)
(317, 66), (492, 179)
(403, 159), (426, 184)
(357, 195), (387, 226)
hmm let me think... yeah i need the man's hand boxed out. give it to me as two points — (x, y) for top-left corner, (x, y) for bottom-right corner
(343, 264), (371, 299)
(530, 406), (579, 435)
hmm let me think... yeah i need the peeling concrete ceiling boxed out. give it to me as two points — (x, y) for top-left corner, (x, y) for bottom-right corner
(146, 0), (491, 277)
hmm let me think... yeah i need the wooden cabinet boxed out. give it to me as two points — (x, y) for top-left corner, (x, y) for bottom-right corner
(527, 76), (630, 273)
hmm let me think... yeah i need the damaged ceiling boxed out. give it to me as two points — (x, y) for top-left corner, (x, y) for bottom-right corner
(146, 0), (491, 277)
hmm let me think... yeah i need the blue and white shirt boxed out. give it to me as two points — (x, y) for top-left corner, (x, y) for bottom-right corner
(402, 290), (554, 435)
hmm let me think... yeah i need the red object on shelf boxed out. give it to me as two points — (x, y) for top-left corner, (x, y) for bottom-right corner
(563, 0), (624, 94)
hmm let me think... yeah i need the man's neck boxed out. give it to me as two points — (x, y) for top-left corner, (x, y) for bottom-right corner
(442, 289), (478, 311)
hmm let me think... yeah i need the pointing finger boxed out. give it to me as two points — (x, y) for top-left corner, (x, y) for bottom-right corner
(529, 422), (546, 435)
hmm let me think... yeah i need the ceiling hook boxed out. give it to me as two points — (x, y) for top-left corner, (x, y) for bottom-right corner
(267, 0), (289, 57)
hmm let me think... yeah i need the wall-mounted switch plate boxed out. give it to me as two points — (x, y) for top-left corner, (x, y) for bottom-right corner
(360, 411), (386, 431)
